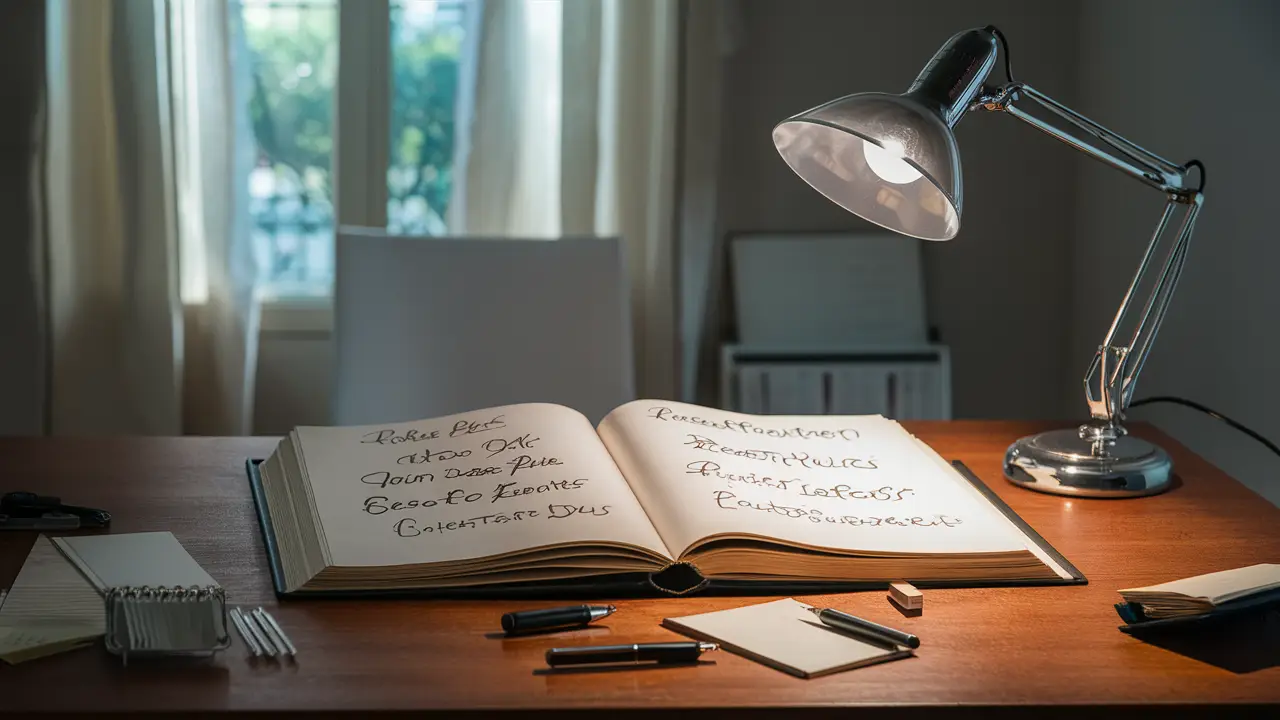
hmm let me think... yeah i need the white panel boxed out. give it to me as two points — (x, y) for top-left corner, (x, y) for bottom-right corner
(722, 345), (951, 420)
(332, 231), (634, 426)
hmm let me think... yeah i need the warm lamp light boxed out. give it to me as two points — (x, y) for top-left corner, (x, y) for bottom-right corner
(773, 26), (1205, 498)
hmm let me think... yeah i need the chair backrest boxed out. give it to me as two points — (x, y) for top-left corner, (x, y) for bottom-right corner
(332, 228), (635, 426)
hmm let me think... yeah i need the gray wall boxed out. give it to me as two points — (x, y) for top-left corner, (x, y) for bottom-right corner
(1072, 0), (1280, 504)
(710, 0), (1081, 420)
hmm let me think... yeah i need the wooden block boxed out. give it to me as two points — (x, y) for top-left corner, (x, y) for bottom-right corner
(889, 581), (923, 611)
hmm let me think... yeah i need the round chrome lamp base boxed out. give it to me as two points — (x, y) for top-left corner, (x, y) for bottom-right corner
(1003, 424), (1173, 498)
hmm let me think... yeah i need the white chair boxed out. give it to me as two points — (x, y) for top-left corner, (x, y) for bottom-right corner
(332, 228), (635, 426)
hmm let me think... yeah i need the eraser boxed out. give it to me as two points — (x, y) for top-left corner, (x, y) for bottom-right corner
(889, 581), (923, 611)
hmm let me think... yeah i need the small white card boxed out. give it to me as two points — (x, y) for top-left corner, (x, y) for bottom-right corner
(663, 598), (913, 678)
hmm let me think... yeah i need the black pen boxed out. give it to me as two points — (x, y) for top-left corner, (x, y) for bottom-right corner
(806, 606), (920, 649)
(545, 641), (718, 667)
(502, 604), (616, 635)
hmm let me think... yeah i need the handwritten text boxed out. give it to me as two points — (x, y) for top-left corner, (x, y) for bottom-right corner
(649, 406), (859, 441)
(712, 490), (961, 527)
(685, 434), (878, 470)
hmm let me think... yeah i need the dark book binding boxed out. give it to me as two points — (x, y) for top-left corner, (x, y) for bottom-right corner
(1115, 587), (1280, 633)
(246, 458), (1086, 599)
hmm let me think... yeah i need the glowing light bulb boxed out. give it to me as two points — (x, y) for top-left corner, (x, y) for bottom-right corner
(863, 139), (922, 184)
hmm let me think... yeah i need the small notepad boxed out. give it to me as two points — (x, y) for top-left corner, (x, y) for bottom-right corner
(50, 532), (228, 660)
(663, 598), (914, 678)
(52, 532), (218, 591)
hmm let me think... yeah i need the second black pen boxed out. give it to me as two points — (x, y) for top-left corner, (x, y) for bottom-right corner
(806, 606), (921, 649)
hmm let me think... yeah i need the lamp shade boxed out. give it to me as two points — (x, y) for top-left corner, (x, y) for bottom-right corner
(772, 27), (1002, 241)
(772, 93), (962, 241)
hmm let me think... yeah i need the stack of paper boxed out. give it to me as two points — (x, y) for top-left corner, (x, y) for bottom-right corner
(1119, 564), (1280, 619)
(0, 535), (104, 664)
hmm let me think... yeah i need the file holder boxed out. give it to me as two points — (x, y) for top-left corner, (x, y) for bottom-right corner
(104, 585), (231, 664)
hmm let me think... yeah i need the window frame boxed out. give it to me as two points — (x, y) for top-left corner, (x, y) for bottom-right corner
(262, 0), (386, 333)
(258, 0), (476, 334)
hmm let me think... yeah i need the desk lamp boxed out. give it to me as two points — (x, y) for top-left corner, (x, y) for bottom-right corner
(772, 26), (1204, 498)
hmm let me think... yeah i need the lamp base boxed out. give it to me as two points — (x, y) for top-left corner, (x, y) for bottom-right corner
(1003, 424), (1173, 498)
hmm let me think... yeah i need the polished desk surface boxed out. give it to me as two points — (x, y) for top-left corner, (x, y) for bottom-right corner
(2, 422), (1279, 717)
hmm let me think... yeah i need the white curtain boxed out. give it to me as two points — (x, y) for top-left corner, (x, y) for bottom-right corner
(43, 0), (259, 435)
(451, 0), (680, 399)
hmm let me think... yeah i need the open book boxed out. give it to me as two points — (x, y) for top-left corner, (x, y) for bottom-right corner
(252, 401), (1080, 596)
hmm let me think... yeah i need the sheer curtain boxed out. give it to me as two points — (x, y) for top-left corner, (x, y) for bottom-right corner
(43, 0), (258, 436)
(451, 0), (680, 399)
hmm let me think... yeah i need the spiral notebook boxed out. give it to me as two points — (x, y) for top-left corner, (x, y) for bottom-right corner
(51, 532), (228, 658)
(52, 532), (218, 591)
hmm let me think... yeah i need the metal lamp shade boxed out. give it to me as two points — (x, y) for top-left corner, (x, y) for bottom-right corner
(772, 93), (963, 241)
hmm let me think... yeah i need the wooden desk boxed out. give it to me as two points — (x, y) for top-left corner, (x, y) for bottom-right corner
(2, 423), (1279, 717)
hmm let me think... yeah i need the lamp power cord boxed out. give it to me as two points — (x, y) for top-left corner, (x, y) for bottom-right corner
(1128, 396), (1280, 461)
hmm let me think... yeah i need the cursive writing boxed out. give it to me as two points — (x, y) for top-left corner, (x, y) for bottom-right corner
(547, 503), (610, 519)
(397, 447), (473, 465)
(450, 415), (507, 438)
(363, 489), (485, 515)
(361, 427), (441, 445)
(491, 478), (586, 502)
(444, 465), (503, 479)
(481, 433), (540, 459)
(685, 434), (878, 470)
(712, 490), (961, 527)
(507, 454), (563, 476)
(649, 406), (859, 441)
(686, 461), (794, 491)
(361, 470), (433, 488)
(393, 510), (541, 537)
(799, 483), (914, 502)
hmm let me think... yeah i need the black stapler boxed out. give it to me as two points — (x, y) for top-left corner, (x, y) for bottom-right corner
(0, 491), (111, 530)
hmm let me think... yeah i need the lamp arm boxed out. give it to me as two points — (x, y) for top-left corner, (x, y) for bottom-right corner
(975, 82), (1205, 433)
(977, 82), (1190, 191)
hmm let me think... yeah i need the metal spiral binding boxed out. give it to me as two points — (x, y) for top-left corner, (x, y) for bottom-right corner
(104, 584), (231, 664)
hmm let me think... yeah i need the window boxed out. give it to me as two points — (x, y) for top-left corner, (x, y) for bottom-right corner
(238, 0), (470, 300)
(388, 1), (467, 236)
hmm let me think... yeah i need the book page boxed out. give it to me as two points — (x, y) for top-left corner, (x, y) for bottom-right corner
(295, 403), (671, 567)
(598, 400), (1029, 559)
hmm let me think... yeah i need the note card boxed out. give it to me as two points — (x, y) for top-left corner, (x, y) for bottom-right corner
(663, 598), (914, 678)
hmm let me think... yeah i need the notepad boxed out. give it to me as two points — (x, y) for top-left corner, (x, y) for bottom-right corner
(0, 535), (104, 664)
(52, 532), (218, 591)
(51, 532), (227, 658)
(663, 598), (914, 678)
(1119, 564), (1280, 619)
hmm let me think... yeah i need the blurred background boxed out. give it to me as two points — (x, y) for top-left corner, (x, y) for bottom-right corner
(1, 0), (1277, 503)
